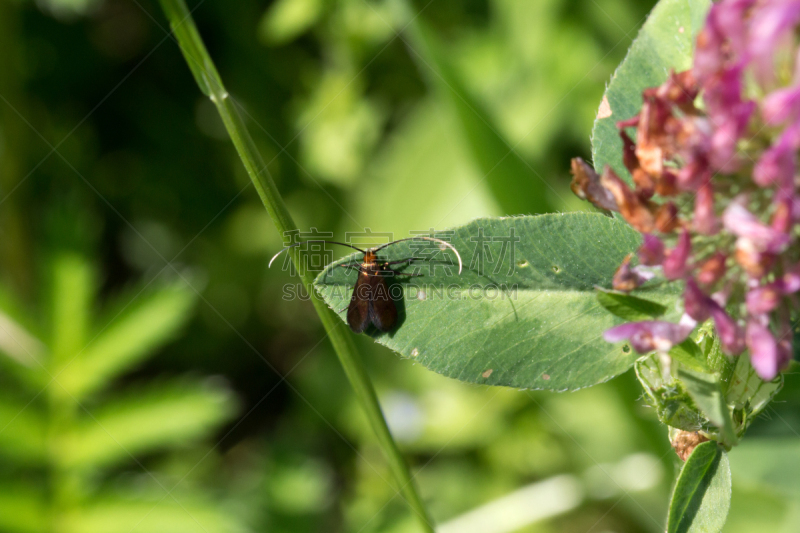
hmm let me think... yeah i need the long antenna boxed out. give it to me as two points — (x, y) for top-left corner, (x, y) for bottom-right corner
(374, 236), (463, 275)
(268, 240), (366, 268)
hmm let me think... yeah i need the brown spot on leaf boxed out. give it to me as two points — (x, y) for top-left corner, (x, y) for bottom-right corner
(482, 369), (493, 378)
(542, 373), (550, 380)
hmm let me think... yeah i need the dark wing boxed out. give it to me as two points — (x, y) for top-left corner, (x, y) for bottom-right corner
(368, 273), (397, 332)
(347, 272), (371, 333)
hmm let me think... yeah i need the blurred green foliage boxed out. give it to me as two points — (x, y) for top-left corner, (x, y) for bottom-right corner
(2, 0), (800, 531)
(0, 254), (243, 532)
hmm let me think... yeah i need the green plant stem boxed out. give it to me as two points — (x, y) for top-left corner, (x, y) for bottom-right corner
(156, 2), (434, 530)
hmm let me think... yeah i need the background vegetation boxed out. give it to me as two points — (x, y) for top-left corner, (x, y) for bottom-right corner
(1, 0), (800, 531)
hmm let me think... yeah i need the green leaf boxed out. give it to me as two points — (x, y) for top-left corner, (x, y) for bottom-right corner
(677, 368), (737, 446)
(51, 254), (94, 366)
(62, 379), (235, 470)
(403, 14), (556, 215)
(315, 213), (680, 391)
(0, 484), (47, 533)
(725, 353), (782, 432)
(60, 281), (196, 400)
(258, 0), (323, 45)
(591, 0), (710, 181)
(667, 441), (731, 533)
(670, 339), (709, 374)
(63, 493), (247, 533)
(696, 324), (735, 385)
(0, 397), (45, 462)
(596, 289), (667, 322)
(636, 354), (709, 431)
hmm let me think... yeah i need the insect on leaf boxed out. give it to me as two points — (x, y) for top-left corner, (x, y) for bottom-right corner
(315, 213), (680, 391)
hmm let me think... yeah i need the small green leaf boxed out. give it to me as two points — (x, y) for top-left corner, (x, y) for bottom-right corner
(636, 354), (708, 431)
(591, 0), (710, 181)
(697, 325), (735, 387)
(677, 368), (737, 446)
(596, 289), (667, 321)
(725, 353), (782, 433)
(62, 379), (235, 469)
(315, 213), (680, 391)
(670, 339), (709, 374)
(61, 281), (196, 399)
(668, 441), (731, 533)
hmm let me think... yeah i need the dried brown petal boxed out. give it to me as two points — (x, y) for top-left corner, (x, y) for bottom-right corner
(621, 130), (640, 174)
(612, 254), (641, 292)
(636, 91), (673, 176)
(633, 169), (656, 199)
(658, 69), (699, 111)
(601, 167), (656, 232)
(697, 252), (727, 286)
(620, 130), (656, 197)
(636, 139), (665, 177)
(655, 202), (681, 233)
(569, 158), (619, 212)
(655, 169), (679, 196)
(671, 430), (709, 461)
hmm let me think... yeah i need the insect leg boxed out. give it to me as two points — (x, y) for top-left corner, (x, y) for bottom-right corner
(384, 258), (419, 266)
(384, 266), (424, 277)
(381, 259), (424, 277)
